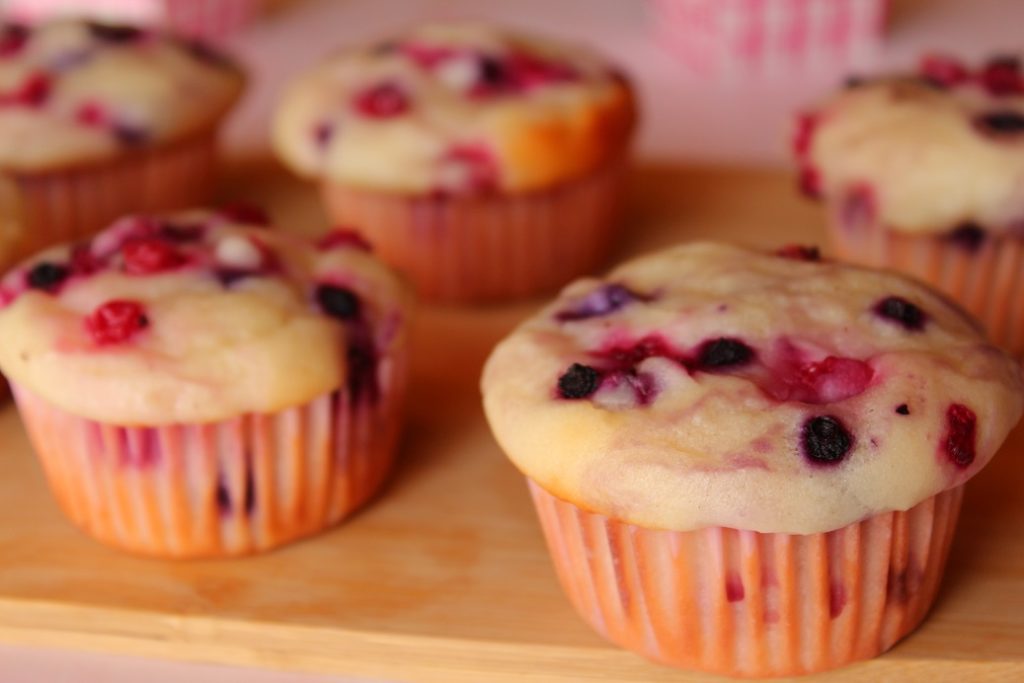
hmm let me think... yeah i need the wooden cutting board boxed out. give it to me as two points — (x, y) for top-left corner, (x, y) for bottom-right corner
(0, 162), (1021, 683)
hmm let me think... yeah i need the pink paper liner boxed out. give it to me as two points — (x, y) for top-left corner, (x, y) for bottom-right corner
(1, 129), (219, 273)
(10, 350), (406, 558)
(825, 215), (1024, 355)
(320, 161), (626, 303)
(528, 479), (963, 677)
(651, 0), (890, 80)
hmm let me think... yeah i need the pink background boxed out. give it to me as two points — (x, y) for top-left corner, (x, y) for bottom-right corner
(1, 0), (1022, 680)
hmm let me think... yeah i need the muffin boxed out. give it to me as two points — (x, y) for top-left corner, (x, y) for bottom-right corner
(0, 208), (408, 558)
(0, 19), (244, 273)
(795, 54), (1024, 353)
(482, 242), (1023, 676)
(272, 22), (636, 303)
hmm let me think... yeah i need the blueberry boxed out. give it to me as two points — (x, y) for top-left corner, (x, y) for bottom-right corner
(26, 261), (69, 291)
(316, 285), (361, 320)
(802, 415), (853, 464)
(557, 363), (601, 399)
(86, 22), (143, 43)
(975, 111), (1024, 135)
(896, 404), (910, 415)
(479, 55), (509, 87)
(874, 296), (927, 331)
(696, 337), (754, 370)
(555, 283), (643, 322)
(947, 223), (986, 252)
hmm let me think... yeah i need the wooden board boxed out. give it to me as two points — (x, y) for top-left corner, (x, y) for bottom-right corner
(1, 162), (1023, 682)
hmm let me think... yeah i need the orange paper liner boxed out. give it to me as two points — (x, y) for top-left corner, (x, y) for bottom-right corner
(528, 479), (963, 677)
(826, 217), (1024, 355)
(1, 129), (219, 272)
(320, 162), (625, 303)
(10, 353), (406, 559)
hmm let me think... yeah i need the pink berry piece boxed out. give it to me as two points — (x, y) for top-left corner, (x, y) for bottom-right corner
(122, 238), (185, 275)
(504, 51), (579, 90)
(0, 71), (51, 107)
(792, 112), (819, 158)
(317, 228), (372, 252)
(218, 202), (270, 226)
(918, 54), (970, 88)
(944, 403), (977, 468)
(75, 101), (108, 127)
(439, 144), (499, 193)
(353, 82), (411, 118)
(979, 56), (1024, 96)
(797, 166), (822, 200)
(0, 24), (29, 58)
(764, 355), (874, 404)
(85, 300), (149, 345)
(775, 245), (821, 261)
(400, 42), (458, 69)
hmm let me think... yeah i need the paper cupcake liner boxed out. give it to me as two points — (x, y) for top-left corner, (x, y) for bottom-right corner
(826, 216), (1024, 355)
(651, 0), (890, 80)
(10, 351), (406, 558)
(320, 162), (626, 303)
(0, 129), (219, 273)
(528, 479), (963, 677)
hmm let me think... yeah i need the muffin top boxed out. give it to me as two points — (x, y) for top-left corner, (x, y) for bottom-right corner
(482, 242), (1024, 534)
(0, 19), (244, 172)
(272, 22), (636, 196)
(0, 209), (407, 425)
(796, 54), (1024, 236)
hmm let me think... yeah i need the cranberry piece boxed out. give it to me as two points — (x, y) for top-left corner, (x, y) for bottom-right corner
(0, 24), (29, 58)
(86, 22), (144, 43)
(798, 166), (822, 199)
(0, 71), (51, 107)
(85, 300), (149, 345)
(801, 415), (853, 464)
(158, 223), (203, 243)
(792, 113), (818, 158)
(122, 238), (184, 275)
(875, 296), (927, 331)
(918, 54), (970, 88)
(599, 335), (676, 369)
(555, 283), (645, 322)
(557, 363), (601, 399)
(316, 284), (361, 320)
(944, 403), (977, 468)
(69, 243), (101, 275)
(75, 101), (107, 126)
(26, 262), (69, 292)
(317, 228), (372, 252)
(796, 356), (874, 403)
(776, 245), (821, 261)
(504, 51), (579, 89)
(218, 203), (269, 225)
(974, 111), (1024, 136)
(695, 338), (754, 370)
(947, 222), (986, 252)
(353, 82), (410, 118)
(979, 56), (1023, 96)
(400, 42), (457, 68)
(896, 404), (910, 415)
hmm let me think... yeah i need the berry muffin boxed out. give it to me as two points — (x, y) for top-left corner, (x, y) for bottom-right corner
(0, 209), (408, 558)
(795, 54), (1024, 354)
(0, 19), (244, 273)
(272, 22), (636, 303)
(482, 242), (1023, 676)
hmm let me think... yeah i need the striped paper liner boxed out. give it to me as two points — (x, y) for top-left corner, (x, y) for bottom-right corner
(320, 161), (626, 304)
(651, 0), (890, 81)
(826, 216), (1024, 356)
(10, 350), (406, 558)
(0, 130), (218, 274)
(529, 479), (963, 676)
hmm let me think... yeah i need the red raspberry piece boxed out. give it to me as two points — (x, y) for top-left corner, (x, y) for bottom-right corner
(122, 238), (185, 275)
(352, 82), (410, 118)
(85, 300), (149, 345)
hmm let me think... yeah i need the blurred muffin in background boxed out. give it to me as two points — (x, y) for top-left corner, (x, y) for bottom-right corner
(273, 22), (637, 304)
(3, 0), (266, 41)
(0, 19), (244, 275)
(795, 54), (1024, 354)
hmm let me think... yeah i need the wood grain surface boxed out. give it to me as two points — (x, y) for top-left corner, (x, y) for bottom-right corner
(0, 162), (1021, 682)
